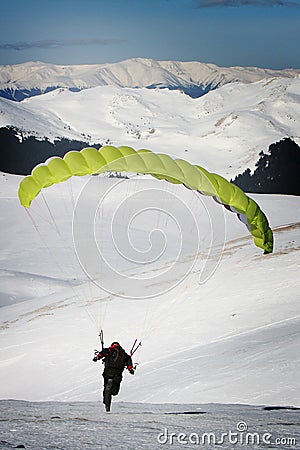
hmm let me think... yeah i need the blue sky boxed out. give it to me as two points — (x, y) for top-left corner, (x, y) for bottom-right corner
(0, 0), (300, 68)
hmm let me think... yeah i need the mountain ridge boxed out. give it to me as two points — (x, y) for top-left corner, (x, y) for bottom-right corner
(1, 75), (299, 180)
(1, 57), (300, 101)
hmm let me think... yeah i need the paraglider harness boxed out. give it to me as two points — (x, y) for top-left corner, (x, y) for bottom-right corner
(93, 330), (141, 370)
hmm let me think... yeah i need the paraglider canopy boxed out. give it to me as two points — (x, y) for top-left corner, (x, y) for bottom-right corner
(18, 145), (273, 254)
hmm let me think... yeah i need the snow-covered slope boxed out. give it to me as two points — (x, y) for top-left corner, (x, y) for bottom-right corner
(1, 401), (299, 449)
(1, 58), (300, 101)
(0, 172), (299, 406)
(1, 76), (300, 178)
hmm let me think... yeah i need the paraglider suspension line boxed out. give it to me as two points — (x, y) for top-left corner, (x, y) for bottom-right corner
(130, 339), (142, 357)
(99, 329), (104, 351)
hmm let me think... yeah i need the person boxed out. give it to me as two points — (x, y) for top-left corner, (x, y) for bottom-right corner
(93, 341), (135, 412)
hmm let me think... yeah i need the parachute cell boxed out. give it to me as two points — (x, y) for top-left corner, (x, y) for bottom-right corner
(18, 145), (273, 253)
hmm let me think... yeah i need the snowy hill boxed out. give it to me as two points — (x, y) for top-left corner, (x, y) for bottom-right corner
(1, 58), (300, 101)
(1, 75), (300, 180)
(0, 171), (299, 406)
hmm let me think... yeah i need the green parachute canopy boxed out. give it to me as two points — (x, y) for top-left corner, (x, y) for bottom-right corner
(18, 145), (273, 253)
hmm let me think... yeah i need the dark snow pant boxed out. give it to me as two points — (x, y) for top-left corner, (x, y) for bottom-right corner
(103, 374), (122, 411)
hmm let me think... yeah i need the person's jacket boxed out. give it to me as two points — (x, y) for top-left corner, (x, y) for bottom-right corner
(94, 343), (133, 374)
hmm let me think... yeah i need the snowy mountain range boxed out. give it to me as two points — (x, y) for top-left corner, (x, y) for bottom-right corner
(0, 74), (299, 184)
(1, 57), (300, 101)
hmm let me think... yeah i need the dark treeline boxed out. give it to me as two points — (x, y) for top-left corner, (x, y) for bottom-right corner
(232, 138), (300, 196)
(0, 126), (100, 175)
(1, 126), (299, 195)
